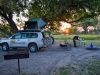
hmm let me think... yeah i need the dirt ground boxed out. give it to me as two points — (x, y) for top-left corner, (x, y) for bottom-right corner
(0, 42), (100, 75)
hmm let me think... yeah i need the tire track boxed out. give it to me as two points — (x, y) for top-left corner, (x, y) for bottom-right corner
(49, 45), (100, 75)
(48, 52), (72, 75)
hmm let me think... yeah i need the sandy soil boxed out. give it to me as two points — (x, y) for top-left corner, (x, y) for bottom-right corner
(0, 42), (100, 75)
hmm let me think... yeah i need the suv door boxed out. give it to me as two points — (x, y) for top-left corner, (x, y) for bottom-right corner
(10, 33), (23, 47)
(20, 33), (31, 47)
(11, 33), (32, 47)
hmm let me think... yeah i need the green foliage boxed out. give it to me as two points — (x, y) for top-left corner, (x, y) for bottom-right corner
(0, 0), (29, 34)
(52, 31), (61, 35)
(0, 0), (100, 34)
(53, 59), (100, 75)
(70, 28), (77, 34)
(53, 34), (100, 46)
(53, 34), (100, 40)
(0, 0), (28, 14)
(28, 0), (100, 31)
(87, 59), (100, 75)
(58, 67), (70, 75)
(0, 24), (13, 37)
(80, 17), (98, 27)
(80, 17), (98, 34)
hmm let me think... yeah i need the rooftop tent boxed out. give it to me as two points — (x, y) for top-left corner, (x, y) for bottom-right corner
(24, 18), (46, 30)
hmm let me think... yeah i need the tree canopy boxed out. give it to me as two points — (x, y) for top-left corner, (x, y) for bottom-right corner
(80, 17), (98, 34)
(0, 0), (29, 35)
(0, 0), (100, 35)
(28, 0), (100, 30)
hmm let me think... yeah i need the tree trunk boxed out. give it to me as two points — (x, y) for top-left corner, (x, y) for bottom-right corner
(6, 13), (18, 33)
(7, 18), (18, 33)
(84, 28), (88, 34)
(0, 12), (18, 34)
(83, 25), (88, 34)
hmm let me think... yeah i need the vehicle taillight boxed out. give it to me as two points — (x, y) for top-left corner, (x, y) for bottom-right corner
(42, 38), (44, 41)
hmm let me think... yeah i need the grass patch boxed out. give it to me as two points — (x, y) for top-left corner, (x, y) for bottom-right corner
(53, 34), (100, 46)
(53, 58), (100, 75)
(53, 34), (100, 40)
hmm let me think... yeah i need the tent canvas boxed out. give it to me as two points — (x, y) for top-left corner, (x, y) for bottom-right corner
(25, 18), (46, 30)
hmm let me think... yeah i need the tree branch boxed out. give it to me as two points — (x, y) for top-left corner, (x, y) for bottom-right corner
(0, 6), (8, 20)
(67, 17), (84, 23)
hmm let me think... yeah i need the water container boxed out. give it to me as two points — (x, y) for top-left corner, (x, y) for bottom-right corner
(90, 43), (94, 48)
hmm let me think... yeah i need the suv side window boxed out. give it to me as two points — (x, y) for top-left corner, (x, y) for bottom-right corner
(12, 33), (21, 39)
(21, 33), (38, 39)
(31, 33), (38, 38)
(21, 33), (28, 39)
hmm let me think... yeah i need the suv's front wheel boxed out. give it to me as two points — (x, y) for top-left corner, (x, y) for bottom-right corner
(28, 43), (38, 53)
(2, 43), (9, 51)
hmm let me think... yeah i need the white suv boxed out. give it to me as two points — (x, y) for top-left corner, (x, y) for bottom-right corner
(0, 30), (46, 52)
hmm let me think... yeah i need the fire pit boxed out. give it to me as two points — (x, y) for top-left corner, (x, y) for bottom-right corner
(86, 47), (98, 50)
(86, 43), (99, 50)
(60, 43), (67, 47)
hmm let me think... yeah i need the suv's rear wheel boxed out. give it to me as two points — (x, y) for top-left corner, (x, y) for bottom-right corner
(28, 43), (38, 53)
(2, 43), (9, 51)
(43, 37), (52, 47)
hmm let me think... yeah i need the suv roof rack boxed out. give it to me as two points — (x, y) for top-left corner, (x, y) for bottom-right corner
(18, 29), (41, 32)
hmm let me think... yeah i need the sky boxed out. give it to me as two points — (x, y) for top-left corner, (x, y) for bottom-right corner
(13, 13), (72, 30)
(13, 10), (28, 23)
(60, 22), (71, 30)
